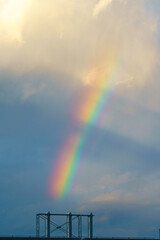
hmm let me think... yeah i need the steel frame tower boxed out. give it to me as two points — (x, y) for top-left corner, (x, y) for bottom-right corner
(36, 212), (94, 238)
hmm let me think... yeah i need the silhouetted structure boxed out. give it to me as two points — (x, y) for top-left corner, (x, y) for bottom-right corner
(36, 212), (94, 238)
(0, 212), (158, 240)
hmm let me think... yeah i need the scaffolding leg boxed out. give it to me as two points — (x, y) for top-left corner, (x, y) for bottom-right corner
(67, 212), (72, 238)
(88, 213), (93, 239)
(67, 215), (69, 237)
(45, 212), (50, 238)
(36, 215), (40, 238)
(78, 216), (82, 238)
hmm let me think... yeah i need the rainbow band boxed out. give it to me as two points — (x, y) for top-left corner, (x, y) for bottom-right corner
(49, 53), (121, 198)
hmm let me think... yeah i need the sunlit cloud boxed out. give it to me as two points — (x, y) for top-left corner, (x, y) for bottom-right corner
(0, 0), (159, 150)
(0, 0), (158, 90)
(0, 0), (31, 43)
(93, 0), (113, 17)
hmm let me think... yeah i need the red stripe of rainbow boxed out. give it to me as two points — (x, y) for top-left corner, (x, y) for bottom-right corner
(48, 53), (121, 198)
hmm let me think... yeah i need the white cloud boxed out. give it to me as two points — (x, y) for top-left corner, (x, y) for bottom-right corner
(93, 0), (113, 17)
(0, 0), (158, 89)
(90, 172), (160, 205)
(0, 0), (160, 139)
(0, 0), (31, 43)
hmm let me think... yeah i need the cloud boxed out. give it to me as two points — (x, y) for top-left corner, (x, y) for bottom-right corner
(22, 82), (46, 99)
(72, 133), (160, 205)
(1, 1), (160, 236)
(0, 0), (159, 93)
(90, 172), (160, 205)
(0, 0), (31, 43)
(97, 94), (160, 148)
(98, 172), (131, 190)
(93, 0), (113, 17)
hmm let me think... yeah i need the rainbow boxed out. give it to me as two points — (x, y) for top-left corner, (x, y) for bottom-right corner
(48, 53), (121, 198)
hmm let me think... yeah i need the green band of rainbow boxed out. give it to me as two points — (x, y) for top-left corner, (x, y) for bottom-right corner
(48, 53), (121, 198)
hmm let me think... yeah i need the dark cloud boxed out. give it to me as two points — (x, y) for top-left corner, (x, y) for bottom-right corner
(81, 201), (160, 238)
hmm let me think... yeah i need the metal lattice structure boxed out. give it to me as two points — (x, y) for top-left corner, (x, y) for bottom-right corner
(36, 212), (94, 238)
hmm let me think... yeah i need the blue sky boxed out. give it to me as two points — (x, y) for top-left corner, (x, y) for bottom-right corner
(0, 0), (160, 238)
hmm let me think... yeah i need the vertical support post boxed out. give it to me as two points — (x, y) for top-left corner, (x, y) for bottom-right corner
(88, 213), (93, 239)
(47, 212), (50, 238)
(78, 216), (82, 238)
(45, 214), (47, 237)
(36, 214), (40, 237)
(67, 215), (69, 238)
(88, 215), (90, 238)
(45, 212), (50, 238)
(66, 216), (68, 237)
(68, 212), (72, 238)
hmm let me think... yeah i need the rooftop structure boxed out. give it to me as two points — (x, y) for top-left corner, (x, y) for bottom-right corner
(36, 212), (94, 239)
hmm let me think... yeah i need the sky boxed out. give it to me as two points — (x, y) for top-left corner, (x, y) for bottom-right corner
(0, 0), (160, 238)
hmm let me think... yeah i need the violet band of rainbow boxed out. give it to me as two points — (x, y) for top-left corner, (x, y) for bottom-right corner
(48, 53), (121, 198)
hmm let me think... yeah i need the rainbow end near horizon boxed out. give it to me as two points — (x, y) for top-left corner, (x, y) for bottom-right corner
(48, 53), (122, 198)
(48, 134), (81, 198)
